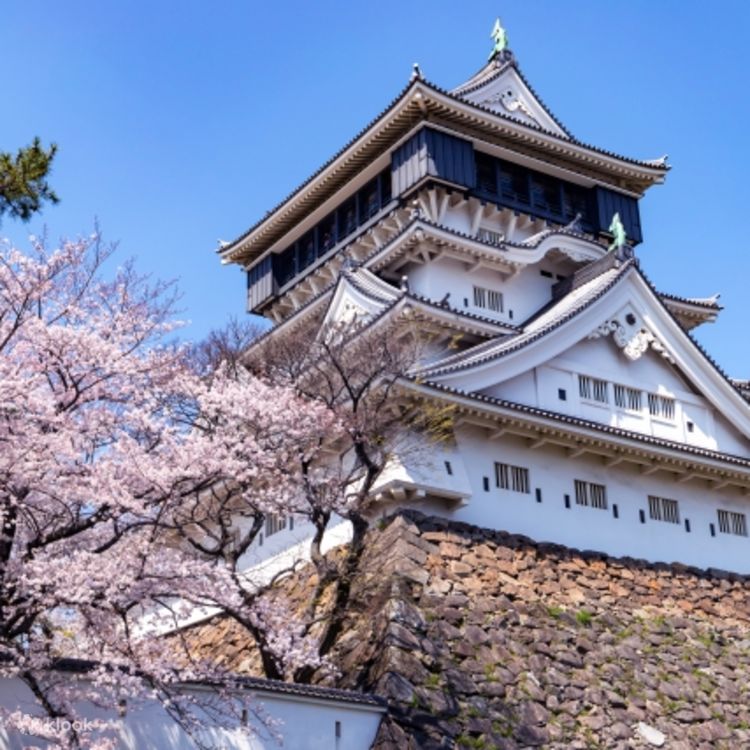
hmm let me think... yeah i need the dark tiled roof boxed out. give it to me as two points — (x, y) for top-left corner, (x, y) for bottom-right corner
(221, 71), (667, 260)
(659, 290), (723, 310)
(635, 266), (746, 404)
(53, 657), (384, 707)
(416, 380), (750, 471)
(218, 78), (418, 258)
(233, 676), (385, 707)
(420, 77), (669, 172)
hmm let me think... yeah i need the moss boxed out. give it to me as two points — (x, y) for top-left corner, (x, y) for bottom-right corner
(576, 609), (593, 627)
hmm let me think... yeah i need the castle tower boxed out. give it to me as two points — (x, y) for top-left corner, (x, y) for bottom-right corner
(218, 22), (750, 573)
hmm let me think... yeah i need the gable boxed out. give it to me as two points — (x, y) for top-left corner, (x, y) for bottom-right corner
(320, 270), (399, 331)
(425, 265), (750, 446)
(456, 64), (570, 139)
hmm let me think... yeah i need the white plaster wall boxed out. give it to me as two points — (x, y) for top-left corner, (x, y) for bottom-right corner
(0, 678), (383, 750)
(406, 255), (563, 326)
(440, 426), (750, 573)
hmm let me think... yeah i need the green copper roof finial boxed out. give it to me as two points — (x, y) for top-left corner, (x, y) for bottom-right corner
(489, 18), (509, 60)
(608, 212), (627, 252)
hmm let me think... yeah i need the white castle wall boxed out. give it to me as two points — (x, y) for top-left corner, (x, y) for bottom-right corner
(424, 426), (750, 573)
(0, 676), (383, 750)
(406, 255), (568, 326)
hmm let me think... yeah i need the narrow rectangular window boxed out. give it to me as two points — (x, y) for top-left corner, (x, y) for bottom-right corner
(661, 397), (675, 420)
(444, 460), (453, 476)
(265, 514), (288, 537)
(614, 384), (626, 409)
(589, 482), (607, 509)
(473, 285), (503, 313)
(592, 379), (608, 404)
(473, 285), (486, 308)
(495, 462), (509, 490)
(511, 466), (530, 494)
(718, 509), (748, 537)
(574, 479), (607, 510)
(574, 479), (588, 506)
(487, 289), (504, 312)
(628, 388), (642, 411)
(495, 462), (529, 494)
(579, 375), (607, 403)
(483, 476), (490, 492)
(648, 393), (676, 420)
(578, 375), (592, 400)
(648, 496), (680, 524)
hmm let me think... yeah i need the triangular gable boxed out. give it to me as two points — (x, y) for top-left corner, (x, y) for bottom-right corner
(424, 263), (750, 440)
(319, 268), (400, 332)
(453, 60), (570, 139)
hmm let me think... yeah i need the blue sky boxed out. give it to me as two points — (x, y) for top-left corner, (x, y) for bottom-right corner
(3, 1), (749, 377)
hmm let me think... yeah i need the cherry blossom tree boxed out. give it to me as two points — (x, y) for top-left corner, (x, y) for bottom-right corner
(0, 232), (447, 748)
(0, 233), (340, 748)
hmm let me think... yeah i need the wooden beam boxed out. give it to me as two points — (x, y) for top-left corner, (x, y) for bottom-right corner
(711, 479), (731, 491)
(428, 189), (439, 221)
(505, 211), (518, 240)
(470, 201), (484, 236)
(605, 456), (625, 468)
(640, 464), (661, 476)
(528, 437), (548, 450)
(517, 213), (533, 231)
(488, 428), (507, 440)
(677, 473), (697, 484)
(567, 445), (588, 459)
(437, 192), (450, 223)
(418, 195), (431, 221)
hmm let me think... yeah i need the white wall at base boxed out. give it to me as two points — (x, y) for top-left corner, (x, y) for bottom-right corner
(440, 426), (750, 573)
(0, 677), (384, 750)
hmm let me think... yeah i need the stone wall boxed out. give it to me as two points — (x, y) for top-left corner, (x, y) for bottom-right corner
(186, 511), (750, 749)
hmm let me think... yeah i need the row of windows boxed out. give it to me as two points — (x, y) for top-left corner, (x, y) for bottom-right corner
(475, 152), (594, 228)
(473, 285), (504, 313)
(578, 375), (676, 421)
(572, 484), (747, 538)
(484, 465), (747, 538)
(273, 169), (392, 288)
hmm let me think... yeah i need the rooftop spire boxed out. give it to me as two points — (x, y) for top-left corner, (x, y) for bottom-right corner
(489, 18), (510, 61)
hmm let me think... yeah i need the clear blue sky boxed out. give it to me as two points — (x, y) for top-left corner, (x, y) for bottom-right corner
(3, 1), (749, 377)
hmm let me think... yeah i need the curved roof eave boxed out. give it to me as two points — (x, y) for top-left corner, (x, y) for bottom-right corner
(219, 78), (669, 267)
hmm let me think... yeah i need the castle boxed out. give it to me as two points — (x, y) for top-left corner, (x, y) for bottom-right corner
(218, 21), (750, 574)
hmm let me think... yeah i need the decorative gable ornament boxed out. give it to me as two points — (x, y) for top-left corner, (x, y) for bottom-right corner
(588, 319), (675, 364)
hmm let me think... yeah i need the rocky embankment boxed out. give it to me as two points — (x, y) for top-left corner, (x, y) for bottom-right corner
(188, 511), (750, 749)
